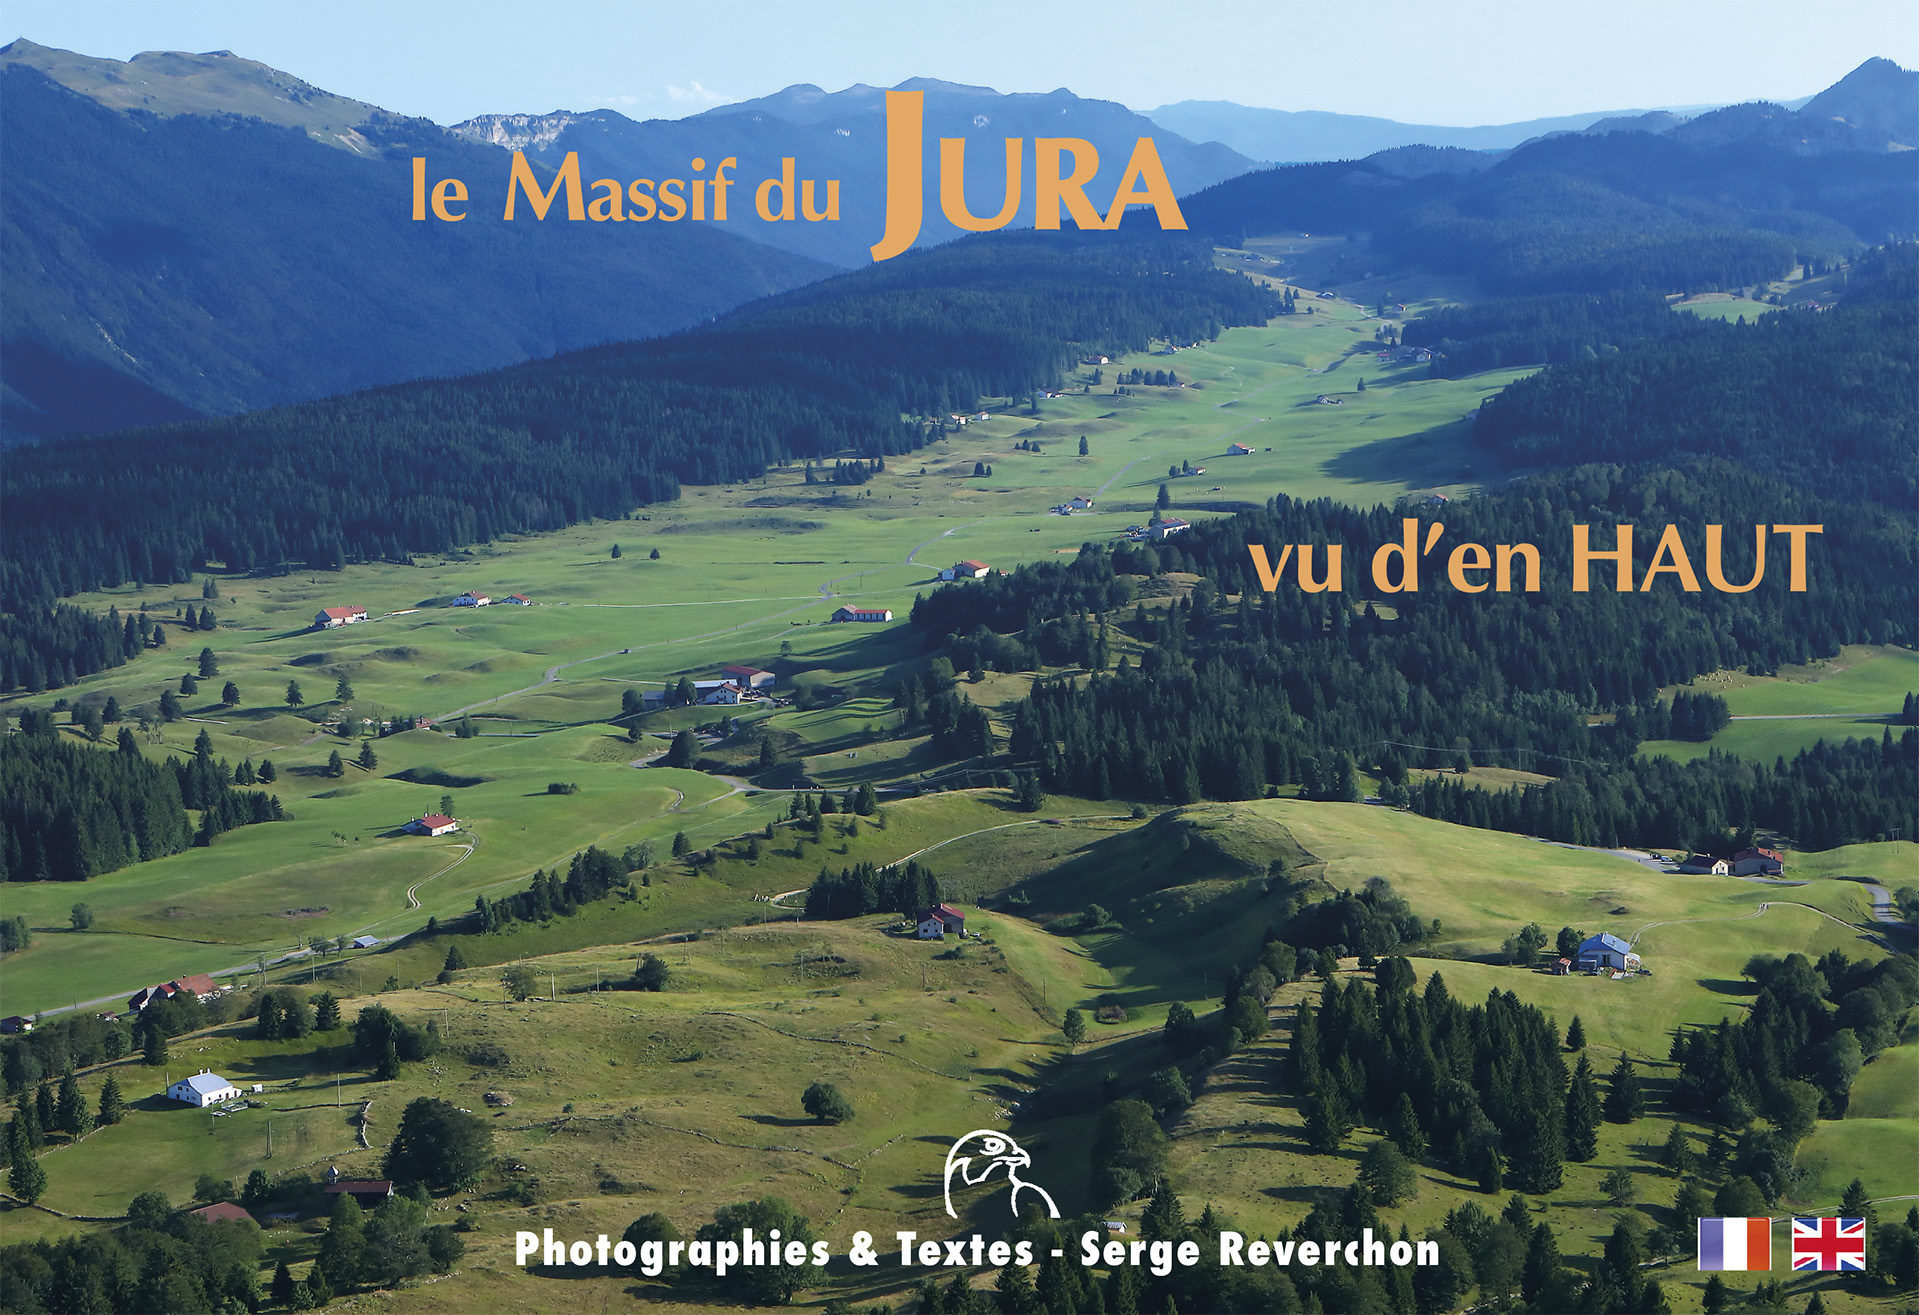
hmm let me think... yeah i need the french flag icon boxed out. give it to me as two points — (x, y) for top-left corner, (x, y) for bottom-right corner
(1698, 1217), (1773, 1271)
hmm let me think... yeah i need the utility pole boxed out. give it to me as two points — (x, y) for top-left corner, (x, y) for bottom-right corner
(267, 1120), (273, 1158)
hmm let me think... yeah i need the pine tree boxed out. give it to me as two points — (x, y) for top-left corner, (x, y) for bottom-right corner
(610, 544), (622, 559)
(1659, 1123), (1695, 1174)
(144, 1023), (169, 1066)
(1142, 1177), (1184, 1239)
(314, 993), (341, 1031)
(285, 680), (305, 708)
(97, 1075), (126, 1126)
(326, 749), (345, 778)
(198, 647), (219, 678)
(335, 674), (354, 703)
(271, 1261), (295, 1306)
(1566, 1015), (1586, 1050)
(259, 758), (277, 782)
(356, 742), (378, 771)
(54, 1071), (87, 1140)
(1566, 1053), (1601, 1160)
(7, 1119), (46, 1205)
(1388, 1090), (1428, 1159)
(221, 681), (240, 707)
(1603, 1056), (1645, 1124)
(996, 1262), (1038, 1313)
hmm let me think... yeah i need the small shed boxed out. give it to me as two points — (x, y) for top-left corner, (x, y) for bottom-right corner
(352, 935), (379, 950)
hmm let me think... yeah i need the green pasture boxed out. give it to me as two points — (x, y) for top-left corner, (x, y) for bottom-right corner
(1641, 645), (1916, 764)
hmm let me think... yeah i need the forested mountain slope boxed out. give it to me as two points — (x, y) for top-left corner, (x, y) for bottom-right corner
(0, 62), (831, 441)
(0, 232), (1277, 604)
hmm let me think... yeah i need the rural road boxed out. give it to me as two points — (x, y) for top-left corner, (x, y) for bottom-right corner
(405, 842), (475, 910)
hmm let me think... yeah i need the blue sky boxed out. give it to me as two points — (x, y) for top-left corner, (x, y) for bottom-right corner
(10, 0), (1916, 126)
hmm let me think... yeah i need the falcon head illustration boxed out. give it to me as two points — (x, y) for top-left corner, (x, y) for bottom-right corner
(943, 1129), (1060, 1219)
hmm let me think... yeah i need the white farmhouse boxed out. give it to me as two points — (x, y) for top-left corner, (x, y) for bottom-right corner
(168, 1071), (241, 1108)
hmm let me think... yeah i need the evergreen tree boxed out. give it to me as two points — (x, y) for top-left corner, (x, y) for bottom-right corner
(1566, 1015), (1586, 1050)
(286, 680), (305, 708)
(259, 758), (277, 782)
(54, 1071), (87, 1140)
(1566, 1054), (1601, 1160)
(221, 680), (240, 706)
(144, 1023), (169, 1066)
(671, 831), (690, 857)
(335, 674), (354, 703)
(7, 1118), (46, 1205)
(610, 544), (622, 559)
(1141, 1177), (1184, 1239)
(271, 1261), (295, 1306)
(1387, 1091), (1427, 1159)
(996, 1261), (1039, 1314)
(1063, 1009), (1087, 1047)
(198, 647), (218, 678)
(326, 749), (345, 778)
(1604, 1056), (1645, 1124)
(97, 1075), (125, 1126)
(357, 741), (377, 771)
(1659, 1123), (1695, 1175)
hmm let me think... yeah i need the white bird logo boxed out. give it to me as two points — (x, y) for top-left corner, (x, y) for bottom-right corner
(943, 1129), (1059, 1220)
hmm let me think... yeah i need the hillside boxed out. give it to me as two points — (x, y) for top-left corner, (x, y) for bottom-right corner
(1177, 61), (1918, 296)
(0, 52), (833, 442)
(0, 229), (1277, 605)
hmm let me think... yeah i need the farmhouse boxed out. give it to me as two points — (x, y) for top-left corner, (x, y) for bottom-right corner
(1730, 847), (1786, 876)
(315, 606), (367, 629)
(723, 664), (776, 690)
(1678, 854), (1732, 875)
(1575, 932), (1641, 974)
(1227, 442), (1254, 456)
(0, 1016), (31, 1034)
(940, 560), (991, 582)
(454, 592), (491, 607)
(1068, 496), (1095, 510)
(324, 1180), (394, 1210)
(505, 593), (532, 605)
(168, 1070), (242, 1107)
(832, 606), (893, 623)
(407, 814), (459, 837)
(694, 680), (744, 706)
(190, 1201), (256, 1225)
(169, 973), (221, 1000)
(916, 913), (948, 939)
(1146, 517), (1191, 540)
(920, 903), (966, 937)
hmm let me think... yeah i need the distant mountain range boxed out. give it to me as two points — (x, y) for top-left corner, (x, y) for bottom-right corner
(1151, 57), (1914, 161)
(3, 36), (1913, 445)
(449, 78), (1258, 268)
(0, 40), (833, 444)
(1176, 60), (1916, 297)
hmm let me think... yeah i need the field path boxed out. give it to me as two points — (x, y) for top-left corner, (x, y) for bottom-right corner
(903, 518), (992, 566)
(406, 841), (475, 910)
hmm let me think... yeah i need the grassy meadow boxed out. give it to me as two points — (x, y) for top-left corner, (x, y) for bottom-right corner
(1638, 645), (1917, 765)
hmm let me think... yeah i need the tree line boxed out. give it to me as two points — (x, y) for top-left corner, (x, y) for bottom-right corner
(907, 448), (1915, 850)
(1473, 246), (1918, 507)
(1, 725), (284, 884)
(1, 232), (1277, 620)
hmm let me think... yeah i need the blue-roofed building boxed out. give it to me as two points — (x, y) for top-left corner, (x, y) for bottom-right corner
(1576, 932), (1640, 974)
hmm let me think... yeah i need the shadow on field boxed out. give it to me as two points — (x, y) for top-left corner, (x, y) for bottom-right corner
(1698, 977), (1759, 997)
(740, 1114), (815, 1128)
(1321, 416), (1489, 492)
